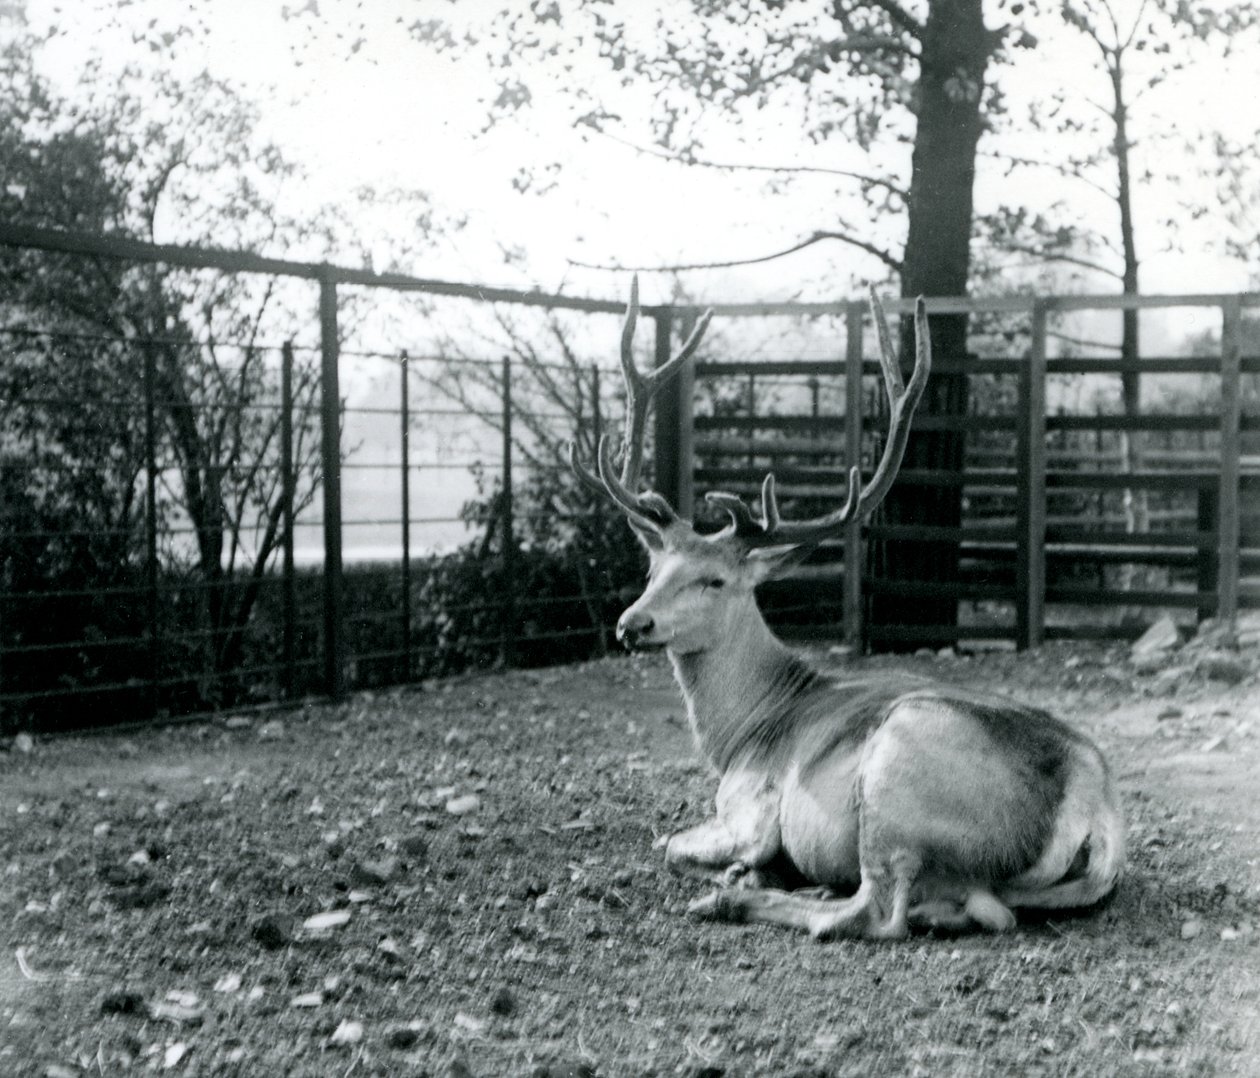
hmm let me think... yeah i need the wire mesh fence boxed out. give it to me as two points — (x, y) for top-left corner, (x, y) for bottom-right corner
(2, 222), (1259, 733)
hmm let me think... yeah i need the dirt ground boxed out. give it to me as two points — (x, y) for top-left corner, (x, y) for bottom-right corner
(2, 642), (1259, 1077)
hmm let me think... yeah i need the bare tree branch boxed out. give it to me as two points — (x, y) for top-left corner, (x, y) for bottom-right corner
(985, 242), (1123, 280)
(980, 149), (1118, 200)
(588, 126), (909, 200)
(570, 230), (903, 274)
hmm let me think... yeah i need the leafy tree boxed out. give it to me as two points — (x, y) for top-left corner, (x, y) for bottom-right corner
(373, 0), (1052, 642)
(0, 41), (339, 714)
(1001, 0), (1257, 564)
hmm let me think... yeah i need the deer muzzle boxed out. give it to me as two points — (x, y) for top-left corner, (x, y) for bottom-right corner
(616, 609), (657, 651)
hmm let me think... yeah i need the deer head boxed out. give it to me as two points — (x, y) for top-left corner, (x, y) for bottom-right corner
(570, 278), (931, 656)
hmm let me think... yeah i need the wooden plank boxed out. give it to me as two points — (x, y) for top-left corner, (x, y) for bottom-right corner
(1045, 471), (1218, 490)
(844, 301), (864, 648)
(1044, 528), (1214, 548)
(1218, 296), (1243, 623)
(1045, 356), (1260, 374)
(1046, 587), (1214, 609)
(867, 578), (1017, 601)
(1045, 292), (1260, 312)
(694, 414), (1014, 433)
(1046, 414), (1220, 432)
(695, 436), (848, 457)
(696, 357), (1025, 377)
(1016, 301), (1048, 649)
(0, 221), (629, 314)
(867, 524), (1016, 543)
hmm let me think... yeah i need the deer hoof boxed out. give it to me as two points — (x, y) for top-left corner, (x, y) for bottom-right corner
(687, 890), (744, 923)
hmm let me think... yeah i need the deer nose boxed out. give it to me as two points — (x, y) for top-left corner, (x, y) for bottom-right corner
(616, 610), (655, 649)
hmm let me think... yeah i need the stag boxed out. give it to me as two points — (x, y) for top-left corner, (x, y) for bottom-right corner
(571, 280), (1124, 940)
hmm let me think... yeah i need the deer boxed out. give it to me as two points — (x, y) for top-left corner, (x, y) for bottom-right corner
(569, 279), (1125, 941)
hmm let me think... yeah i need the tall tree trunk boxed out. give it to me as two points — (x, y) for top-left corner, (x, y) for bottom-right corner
(1111, 50), (1148, 604)
(868, 0), (991, 648)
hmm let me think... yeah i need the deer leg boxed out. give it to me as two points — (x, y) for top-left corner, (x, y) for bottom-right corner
(659, 782), (781, 878)
(689, 880), (876, 940)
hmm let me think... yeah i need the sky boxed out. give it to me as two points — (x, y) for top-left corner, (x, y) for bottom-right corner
(15, 0), (1260, 558)
(24, 0), (1259, 307)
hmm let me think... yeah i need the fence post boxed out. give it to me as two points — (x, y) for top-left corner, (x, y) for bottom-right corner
(280, 341), (297, 698)
(1217, 296), (1242, 626)
(143, 344), (160, 718)
(399, 350), (413, 681)
(843, 301), (865, 648)
(591, 363), (602, 448)
(500, 355), (517, 667)
(1016, 300), (1048, 650)
(318, 266), (346, 698)
(1197, 487), (1219, 622)
(652, 308), (694, 514)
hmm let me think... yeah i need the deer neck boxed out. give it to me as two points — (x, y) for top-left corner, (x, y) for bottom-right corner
(668, 598), (817, 774)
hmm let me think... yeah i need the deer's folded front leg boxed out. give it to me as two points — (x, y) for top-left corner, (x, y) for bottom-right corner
(660, 770), (782, 877)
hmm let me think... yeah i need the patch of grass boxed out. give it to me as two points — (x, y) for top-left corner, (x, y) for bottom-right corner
(1, 649), (1258, 1076)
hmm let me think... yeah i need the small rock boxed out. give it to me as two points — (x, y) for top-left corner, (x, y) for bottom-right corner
(529, 1065), (597, 1078)
(489, 987), (517, 1016)
(1221, 926), (1241, 942)
(385, 1026), (421, 1049)
(329, 1020), (363, 1046)
(303, 909), (352, 932)
(400, 835), (430, 859)
(453, 1011), (486, 1034)
(377, 938), (406, 964)
(251, 914), (295, 950)
(1180, 919), (1204, 940)
(101, 989), (146, 1015)
(224, 716), (252, 730)
(351, 857), (400, 886)
(1197, 652), (1249, 685)
(109, 881), (172, 909)
(1132, 616), (1179, 656)
(162, 1044), (188, 1070)
(149, 1000), (204, 1026)
(1131, 651), (1166, 675)
(213, 972), (242, 994)
(13, 732), (34, 754)
(290, 991), (324, 1008)
(914, 647), (934, 659)
(445, 794), (481, 816)
(1156, 707), (1183, 721)
(257, 719), (285, 742)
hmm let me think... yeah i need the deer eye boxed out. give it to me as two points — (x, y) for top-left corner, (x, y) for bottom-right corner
(699, 577), (726, 591)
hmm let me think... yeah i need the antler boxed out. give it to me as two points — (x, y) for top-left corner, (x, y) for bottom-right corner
(569, 275), (713, 527)
(707, 287), (931, 548)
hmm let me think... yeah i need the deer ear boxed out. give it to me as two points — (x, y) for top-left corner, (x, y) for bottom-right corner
(627, 515), (666, 553)
(742, 542), (811, 582)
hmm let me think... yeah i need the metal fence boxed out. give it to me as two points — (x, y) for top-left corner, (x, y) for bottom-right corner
(2, 222), (1258, 733)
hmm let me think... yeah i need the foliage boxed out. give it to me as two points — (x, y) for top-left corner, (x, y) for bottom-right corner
(0, 39), (339, 710)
